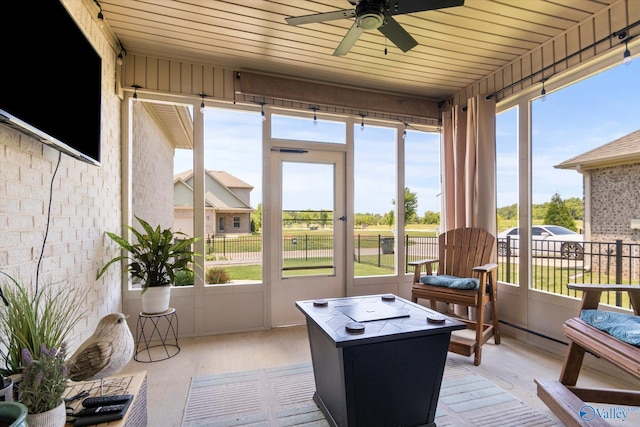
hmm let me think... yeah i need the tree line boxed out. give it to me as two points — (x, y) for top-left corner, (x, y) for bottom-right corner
(250, 189), (582, 231)
(360, 190), (582, 229)
(498, 193), (582, 231)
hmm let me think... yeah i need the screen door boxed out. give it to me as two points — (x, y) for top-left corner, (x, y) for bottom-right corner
(270, 148), (346, 325)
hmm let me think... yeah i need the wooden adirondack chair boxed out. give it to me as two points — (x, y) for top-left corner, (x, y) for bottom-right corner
(409, 227), (500, 366)
(535, 284), (640, 426)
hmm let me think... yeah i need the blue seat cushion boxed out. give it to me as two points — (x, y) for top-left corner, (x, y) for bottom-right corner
(580, 309), (640, 347)
(419, 274), (479, 290)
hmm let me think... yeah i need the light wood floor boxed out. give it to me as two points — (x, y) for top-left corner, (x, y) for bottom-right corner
(119, 325), (638, 426)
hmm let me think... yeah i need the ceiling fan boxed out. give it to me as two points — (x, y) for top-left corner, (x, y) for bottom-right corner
(285, 0), (465, 56)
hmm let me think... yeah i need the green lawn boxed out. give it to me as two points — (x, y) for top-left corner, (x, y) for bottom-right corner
(209, 261), (393, 281)
(195, 259), (633, 310)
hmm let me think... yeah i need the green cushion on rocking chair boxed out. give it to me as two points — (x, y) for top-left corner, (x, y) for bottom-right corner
(419, 274), (479, 290)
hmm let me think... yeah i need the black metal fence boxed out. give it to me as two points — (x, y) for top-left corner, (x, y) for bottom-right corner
(203, 234), (640, 309)
(498, 238), (640, 308)
(205, 235), (262, 260)
(352, 235), (441, 272)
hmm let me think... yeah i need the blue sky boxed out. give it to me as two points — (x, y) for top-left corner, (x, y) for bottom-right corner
(174, 111), (441, 215)
(175, 59), (639, 216)
(497, 59), (640, 207)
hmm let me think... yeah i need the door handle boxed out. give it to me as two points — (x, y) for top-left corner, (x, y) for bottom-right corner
(339, 216), (346, 221)
(270, 147), (308, 153)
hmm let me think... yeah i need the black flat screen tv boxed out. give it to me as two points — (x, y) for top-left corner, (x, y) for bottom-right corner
(0, 1), (102, 166)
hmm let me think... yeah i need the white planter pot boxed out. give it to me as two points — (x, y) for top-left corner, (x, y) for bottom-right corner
(25, 400), (65, 427)
(141, 286), (171, 314)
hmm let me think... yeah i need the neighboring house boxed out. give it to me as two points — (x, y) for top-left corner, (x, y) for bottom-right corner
(555, 129), (640, 277)
(174, 170), (254, 237)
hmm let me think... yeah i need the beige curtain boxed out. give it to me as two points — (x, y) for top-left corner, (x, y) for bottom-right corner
(442, 104), (466, 229)
(441, 95), (497, 237)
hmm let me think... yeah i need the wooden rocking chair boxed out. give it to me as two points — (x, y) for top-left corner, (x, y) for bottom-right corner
(535, 284), (640, 426)
(409, 227), (499, 366)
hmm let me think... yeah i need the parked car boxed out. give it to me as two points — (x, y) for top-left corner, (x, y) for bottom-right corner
(497, 225), (584, 260)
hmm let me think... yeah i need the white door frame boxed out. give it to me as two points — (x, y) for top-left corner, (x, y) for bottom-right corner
(267, 142), (347, 326)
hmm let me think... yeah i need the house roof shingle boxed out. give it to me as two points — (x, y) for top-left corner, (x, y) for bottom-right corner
(174, 170), (253, 190)
(555, 129), (640, 170)
(173, 170), (253, 211)
(208, 170), (253, 190)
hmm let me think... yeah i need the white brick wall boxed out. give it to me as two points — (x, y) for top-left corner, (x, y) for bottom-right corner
(0, 0), (123, 350)
(131, 102), (175, 228)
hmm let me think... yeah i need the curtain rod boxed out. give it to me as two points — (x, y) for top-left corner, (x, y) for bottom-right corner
(484, 20), (640, 101)
(235, 92), (442, 128)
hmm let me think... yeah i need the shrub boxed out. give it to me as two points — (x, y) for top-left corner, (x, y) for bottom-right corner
(206, 267), (231, 284)
(205, 254), (228, 261)
(174, 270), (194, 287)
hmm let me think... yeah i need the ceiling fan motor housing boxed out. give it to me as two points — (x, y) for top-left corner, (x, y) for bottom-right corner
(356, 0), (385, 30)
(287, 0), (464, 55)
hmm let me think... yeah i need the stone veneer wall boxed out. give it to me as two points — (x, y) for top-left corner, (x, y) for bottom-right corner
(0, 0), (125, 350)
(588, 163), (640, 280)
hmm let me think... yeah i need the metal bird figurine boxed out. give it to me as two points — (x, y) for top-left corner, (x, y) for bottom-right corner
(66, 312), (134, 382)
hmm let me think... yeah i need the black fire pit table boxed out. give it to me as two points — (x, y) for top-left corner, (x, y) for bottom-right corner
(296, 294), (466, 427)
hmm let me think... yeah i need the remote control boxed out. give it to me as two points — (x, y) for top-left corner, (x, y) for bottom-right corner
(74, 404), (125, 417)
(82, 394), (132, 408)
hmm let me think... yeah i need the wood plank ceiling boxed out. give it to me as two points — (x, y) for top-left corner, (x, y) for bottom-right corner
(95, 0), (618, 102)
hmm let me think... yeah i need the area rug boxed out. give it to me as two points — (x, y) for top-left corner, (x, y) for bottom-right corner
(182, 360), (559, 426)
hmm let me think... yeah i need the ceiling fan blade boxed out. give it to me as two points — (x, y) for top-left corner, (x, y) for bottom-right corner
(378, 17), (418, 52)
(388, 0), (465, 16)
(334, 22), (365, 56)
(286, 9), (356, 26)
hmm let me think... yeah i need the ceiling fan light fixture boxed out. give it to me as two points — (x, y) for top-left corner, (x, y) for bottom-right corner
(357, 13), (383, 30)
(356, 1), (385, 30)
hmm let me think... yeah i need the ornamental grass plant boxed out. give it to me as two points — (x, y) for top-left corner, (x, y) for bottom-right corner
(0, 272), (87, 377)
(205, 267), (231, 284)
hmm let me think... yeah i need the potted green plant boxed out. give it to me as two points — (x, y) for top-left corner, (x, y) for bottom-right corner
(97, 216), (200, 314)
